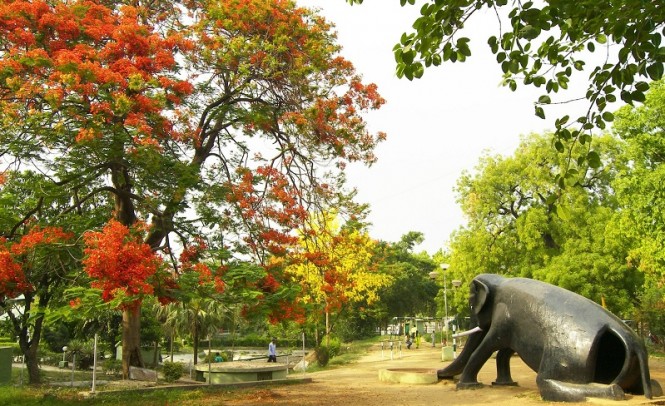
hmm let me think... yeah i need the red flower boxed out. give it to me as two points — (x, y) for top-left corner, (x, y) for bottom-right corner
(83, 219), (161, 308)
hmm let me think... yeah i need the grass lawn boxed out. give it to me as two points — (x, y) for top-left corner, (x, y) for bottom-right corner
(2, 337), (382, 405)
(0, 384), (267, 405)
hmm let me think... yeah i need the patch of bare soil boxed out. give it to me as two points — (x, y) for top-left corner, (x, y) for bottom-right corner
(222, 343), (665, 406)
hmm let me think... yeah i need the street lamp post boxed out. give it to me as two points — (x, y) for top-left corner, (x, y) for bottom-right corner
(441, 263), (449, 346)
(430, 264), (463, 360)
(429, 264), (450, 347)
(450, 279), (462, 356)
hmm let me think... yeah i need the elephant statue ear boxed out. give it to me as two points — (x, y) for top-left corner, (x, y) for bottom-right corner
(471, 279), (490, 315)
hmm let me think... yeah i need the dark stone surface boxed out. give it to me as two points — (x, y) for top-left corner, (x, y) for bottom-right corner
(437, 274), (659, 402)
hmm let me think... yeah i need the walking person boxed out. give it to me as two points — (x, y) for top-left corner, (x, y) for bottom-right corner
(267, 337), (277, 362)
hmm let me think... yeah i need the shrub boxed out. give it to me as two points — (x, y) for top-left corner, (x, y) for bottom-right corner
(202, 351), (229, 363)
(66, 339), (96, 369)
(323, 336), (342, 357)
(102, 359), (122, 377)
(162, 361), (184, 383)
(37, 347), (60, 367)
(315, 346), (330, 367)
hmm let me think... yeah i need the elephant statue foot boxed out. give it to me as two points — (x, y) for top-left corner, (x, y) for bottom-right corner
(492, 380), (518, 386)
(538, 379), (624, 402)
(492, 348), (516, 386)
(651, 379), (664, 397)
(457, 381), (484, 390)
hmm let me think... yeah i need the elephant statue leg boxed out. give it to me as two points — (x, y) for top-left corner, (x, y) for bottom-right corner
(456, 333), (498, 389)
(492, 348), (518, 386)
(537, 376), (625, 402)
(650, 379), (664, 397)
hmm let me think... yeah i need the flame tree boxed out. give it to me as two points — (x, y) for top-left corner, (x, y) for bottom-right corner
(0, 0), (385, 378)
(0, 224), (75, 384)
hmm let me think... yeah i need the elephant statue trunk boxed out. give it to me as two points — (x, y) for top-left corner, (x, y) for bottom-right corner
(436, 273), (662, 402)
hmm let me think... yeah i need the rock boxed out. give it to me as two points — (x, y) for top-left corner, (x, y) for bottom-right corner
(293, 360), (309, 372)
(129, 366), (157, 381)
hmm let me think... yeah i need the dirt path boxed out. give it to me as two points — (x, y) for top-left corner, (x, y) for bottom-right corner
(225, 342), (665, 406)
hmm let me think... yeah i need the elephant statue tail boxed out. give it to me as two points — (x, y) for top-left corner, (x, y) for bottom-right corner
(635, 339), (662, 398)
(599, 325), (661, 399)
(437, 326), (485, 379)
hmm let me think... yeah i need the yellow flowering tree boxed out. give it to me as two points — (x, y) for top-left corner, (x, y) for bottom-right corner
(286, 211), (391, 346)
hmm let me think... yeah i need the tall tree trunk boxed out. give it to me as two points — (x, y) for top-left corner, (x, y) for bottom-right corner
(111, 160), (144, 380)
(325, 310), (330, 347)
(23, 343), (40, 385)
(121, 306), (144, 379)
(11, 292), (48, 384)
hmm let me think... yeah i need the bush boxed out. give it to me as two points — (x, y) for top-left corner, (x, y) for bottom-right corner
(315, 346), (330, 367)
(162, 361), (184, 383)
(65, 339), (98, 369)
(102, 359), (122, 377)
(323, 336), (342, 357)
(37, 347), (60, 367)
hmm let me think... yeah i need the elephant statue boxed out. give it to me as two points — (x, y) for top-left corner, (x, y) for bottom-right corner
(438, 273), (662, 402)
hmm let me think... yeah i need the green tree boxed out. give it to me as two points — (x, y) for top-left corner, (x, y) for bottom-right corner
(449, 132), (637, 317)
(347, 0), (664, 176)
(612, 80), (665, 330)
(373, 232), (438, 328)
(0, 220), (79, 383)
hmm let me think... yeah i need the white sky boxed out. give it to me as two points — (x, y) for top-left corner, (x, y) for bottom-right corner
(297, 0), (596, 254)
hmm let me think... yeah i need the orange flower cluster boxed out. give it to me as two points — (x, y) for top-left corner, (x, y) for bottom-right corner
(82, 219), (162, 307)
(179, 237), (225, 294)
(0, 248), (30, 298)
(268, 299), (305, 325)
(11, 226), (73, 255)
(228, 166), (305, 260)
(0, 0), (195, 146)
(0, 226), (73, 299)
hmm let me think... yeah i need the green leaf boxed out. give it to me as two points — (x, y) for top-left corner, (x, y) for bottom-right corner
(556, 203), (571, 221)
(535, 105), (545, 119)
(635, 81), (650, 92)
(396, 64), (405, 78)
(554, 140), (564, 152)
(402, 50), (415, 65)
(631, 90), (646, 103)
(404, 66), (414, 80)
(488, 36), (499, 53)
(647, 63), (664, 80)
(587, 151), (601, 168)
(413, 62), (425, 78)
(537, 95), (551, 104)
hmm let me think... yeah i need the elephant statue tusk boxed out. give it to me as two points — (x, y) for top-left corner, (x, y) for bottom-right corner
(453, 326), (483, 339)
